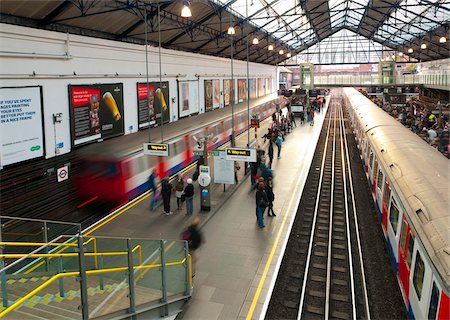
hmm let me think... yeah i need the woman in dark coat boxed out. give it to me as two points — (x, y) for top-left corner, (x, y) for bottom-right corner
(255, 177), (269, 228)
(265, 177), (276, 217)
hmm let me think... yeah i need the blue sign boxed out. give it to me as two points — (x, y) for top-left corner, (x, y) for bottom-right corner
(201, 189), (209, 197)
(56, 142), (64, 149)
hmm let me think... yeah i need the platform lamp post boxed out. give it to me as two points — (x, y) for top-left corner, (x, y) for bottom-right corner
(246, 0), (250, 149)
(144, 4), (151, 142)
(157, 2), (164, 143)
(228, 12), (236, 147)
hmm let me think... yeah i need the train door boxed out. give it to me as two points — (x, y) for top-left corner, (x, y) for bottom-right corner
(375, 167), (384, 218)
(425, 277), (450, 320)
(368, 149), (374, 181)
(387, 195), (401, 268)
(398, 218), (414, 304)
(409, 248), (432, 320)
(382, 179), (391, 234)
(372, 158), (378, 196)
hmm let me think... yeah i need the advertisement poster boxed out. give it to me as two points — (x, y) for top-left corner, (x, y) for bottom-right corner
(213, 80), (220, 109)
(204, 80), (213, 112)
(179, 82), (190, 118)
(249, 78), (257, 99)
(69, 83), (124, 146)
(258, 78), (264, 97)
(137, 81), (170, 129)
(223, 79), (230, 107)
(213, 150), (234, 184)
(238, 79), (247, 102)
(0, 86), (44, 167)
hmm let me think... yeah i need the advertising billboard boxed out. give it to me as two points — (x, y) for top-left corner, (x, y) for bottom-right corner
(238, 79), (247, 102)
(0, 86), (44, 167)
(213, 80), (220, 109)
(137, 81), (170, 129)
(178, 80), (199, 118)
(69, 83), (124, 146)
(258, 78), (264, 97)
(204, 80), (213, 112)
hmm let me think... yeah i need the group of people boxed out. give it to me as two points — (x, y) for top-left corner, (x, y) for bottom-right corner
(147, 169), (195, 216)
(368, 96), (449, 158)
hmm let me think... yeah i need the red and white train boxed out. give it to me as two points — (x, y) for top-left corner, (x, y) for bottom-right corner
(75, 97), (286, 206)
(343, 87), (449, 319)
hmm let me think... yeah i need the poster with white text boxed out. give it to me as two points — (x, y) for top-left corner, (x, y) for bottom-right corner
(0, 86), (44, 167)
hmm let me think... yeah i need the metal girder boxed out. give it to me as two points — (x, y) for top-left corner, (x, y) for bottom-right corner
(118, 2), (172, 38)
(359, 0), (401, 37)
(38, 0), (74, 26)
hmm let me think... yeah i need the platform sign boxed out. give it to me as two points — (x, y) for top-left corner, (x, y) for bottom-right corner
(225, 147), (256, 162)
(214, 150), (234, 184)
(143, 143), (169, 156)
(198, 165), (211, 187)
(57, 166), (69, 182)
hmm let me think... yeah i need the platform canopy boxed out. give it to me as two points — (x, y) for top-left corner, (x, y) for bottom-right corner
(0, 0), (448, 65)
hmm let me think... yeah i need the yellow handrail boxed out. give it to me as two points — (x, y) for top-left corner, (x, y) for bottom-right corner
(0, 242), (77, 247)
(0, 257), (189, 318)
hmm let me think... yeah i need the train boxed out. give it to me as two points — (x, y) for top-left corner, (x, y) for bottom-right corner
(343, 87), (449, 320)
(75, 96), (286, 206)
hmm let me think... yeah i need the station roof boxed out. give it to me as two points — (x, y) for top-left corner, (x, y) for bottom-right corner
(1, 0), (449, 65)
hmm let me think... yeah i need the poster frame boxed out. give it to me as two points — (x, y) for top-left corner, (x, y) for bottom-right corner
(136, 81), (170, 130)
(177, 79), (199, 119)
(0, 85), (46, 168)
(69, 83), (124, 148)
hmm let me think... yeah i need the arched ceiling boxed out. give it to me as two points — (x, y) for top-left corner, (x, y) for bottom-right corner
(0, 0), (448, 65)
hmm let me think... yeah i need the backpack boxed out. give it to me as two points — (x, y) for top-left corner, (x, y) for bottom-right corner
(181, 229), (191, 242)
(276, 136), (282, 147)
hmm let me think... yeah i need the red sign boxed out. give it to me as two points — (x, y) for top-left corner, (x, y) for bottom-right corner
(71, 87), (100, 107)
(251, 118), (260, 129)
(137, 84), (155, 100)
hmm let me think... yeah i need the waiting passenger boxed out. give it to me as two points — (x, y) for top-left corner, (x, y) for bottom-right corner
(161, 176), (173, 215)
(148, 169), (158, 210)
(255, 177), (269, 229)
(183, 178), (194, 215)
(265, 177), (276, 217)
(174, 174), (185, 210)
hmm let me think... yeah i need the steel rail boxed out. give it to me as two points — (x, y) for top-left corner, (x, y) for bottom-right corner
(297, 100), (334, 319)
(338, 102), (357, 320)
(324, 101), (338, 320)
(341, 98), (371, 320)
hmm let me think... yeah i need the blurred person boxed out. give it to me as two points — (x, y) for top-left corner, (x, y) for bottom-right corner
(148, 169), (158, 210)
(268, 140), (274, 169)
(181, 217), (203, 276)
(428, 126), (437, 143)
(174, 174), (185, 210)
(234, 161), (240, 184)
(161, 176), (173, 215)
(265, 177), (276, 217)
(255, 177), (269, 229)
(275, 133), (282, 159)
(183, 178), (194, 215)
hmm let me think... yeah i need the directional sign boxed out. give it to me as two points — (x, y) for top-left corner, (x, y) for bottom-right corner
(57, 166), (69, 182)
(225, 147), (256, 162)
(143, 143), (169, 156)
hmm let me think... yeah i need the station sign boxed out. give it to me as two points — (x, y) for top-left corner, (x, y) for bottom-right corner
(251, 118), (260, 129)
(57, 166), (69, 182)
(143, 143), (169, 156)
(225, 147), (256, 162)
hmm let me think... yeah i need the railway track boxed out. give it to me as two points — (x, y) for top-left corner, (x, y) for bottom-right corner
(265, 98), (370, 320)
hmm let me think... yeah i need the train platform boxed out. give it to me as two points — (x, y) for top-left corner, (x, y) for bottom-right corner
(84, 99), (330, 319)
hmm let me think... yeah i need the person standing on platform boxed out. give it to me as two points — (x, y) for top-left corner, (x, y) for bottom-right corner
(183, 178), (194, 215)
(161, 176), (173, 215)
(174, 174), (185, 210)
(275, 133), (282, 159)
(234, 161), (240, 184)
(265, 177), (276, 217)
(148, 169), (158, 210)
(182, 217), (203, 276)
(268, 140), (274, 169)
(255, 177), (269, 228)
(310, 109), (315, 126)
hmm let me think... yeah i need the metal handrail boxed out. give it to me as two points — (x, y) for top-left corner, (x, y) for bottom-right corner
(0, 215), (81, 227)
(0, 257), (189, 318)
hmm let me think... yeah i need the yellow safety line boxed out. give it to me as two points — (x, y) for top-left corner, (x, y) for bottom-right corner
(246, 169), (302, 320)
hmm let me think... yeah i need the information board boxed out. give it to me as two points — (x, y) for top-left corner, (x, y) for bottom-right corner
(0, 86), (44, 167)
(143, 143), (169, 156)
(225, 147), (256, 162)
(213, 150), (234, 184)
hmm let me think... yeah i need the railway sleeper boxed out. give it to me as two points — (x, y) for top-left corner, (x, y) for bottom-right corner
(332, 243), (346, 250)
(305, 304), (325, 316)
(332, 254), (347, 260)
(331, 310), (350, 320)
(331, 293), (349, 302)
(312, 263), (327, 270)
(332, 266), (347, 273)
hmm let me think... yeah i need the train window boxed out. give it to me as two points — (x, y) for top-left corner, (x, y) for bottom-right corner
(400, 220), (408, 251)
(377, 170), (384, 190)
(407, 235), (415, 269)
(413, 251), (425, 300)
(369, 151), (374, 169)
(427, 281), (440, 320)
(384, 180), (391, 203)
(389, 199), (399, 235)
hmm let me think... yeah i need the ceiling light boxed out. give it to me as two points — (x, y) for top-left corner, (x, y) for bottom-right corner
(252, 37), (259, 45)
(408, 48), (413, 53)
(440, 36), (447, 43)
(398, 52), (403, 57)
(181, 4), (192, 17)
(227, 26), (235, 35)
(421, 43), (427, 49)
(392, 54), (395, 59)
(380, 58), (384, 62)
(268, 45), (274, 51)
(279, 49), (284, 55)
(287, 53), (291, 58)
